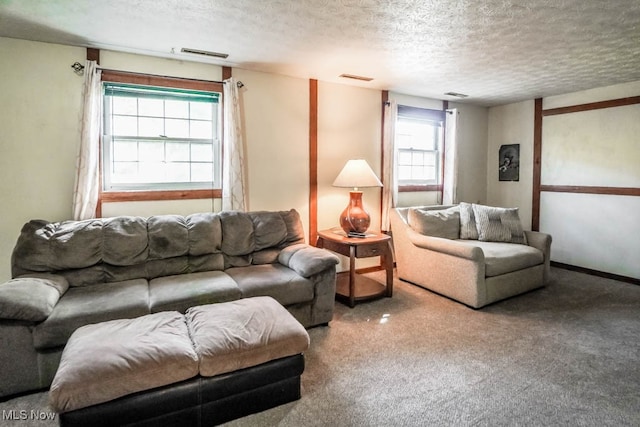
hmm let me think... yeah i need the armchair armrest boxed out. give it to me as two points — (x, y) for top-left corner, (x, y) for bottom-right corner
(0, 273), (69, 322)
(407, 228), (484, 262)
(524, 231), (552, 255)
(279, 244), (340, 278)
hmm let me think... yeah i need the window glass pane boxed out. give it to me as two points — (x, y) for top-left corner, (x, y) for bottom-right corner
(138, 98), (164, 117)
(112, 97), (137, 115)
(191, 163), (214, 182)
(396, 134), (413, 150)
(398, 165), (411, 181)
(113, 141), (138, 162)
(190, 120), (212, 139)
(112, 116), (137, 136)
(190, 102), (212, 120)
(113, 140), (138, 161)
(191, 143), (213, 161)
(165, 119), (189, 138)
(139, 162), (166, 183)
(398, 151), (412, 165)
(112, 162), (138, 183)
(165, 162), (190, 182)
(165, 100), (189, 119)
(424, 152), (437, 166)
(139, 141), (165, 162)
(166, 142), (190, 162)
(138, 117), (164, 137)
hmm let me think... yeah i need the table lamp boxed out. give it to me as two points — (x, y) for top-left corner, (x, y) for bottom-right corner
(332, 159), (382, 235)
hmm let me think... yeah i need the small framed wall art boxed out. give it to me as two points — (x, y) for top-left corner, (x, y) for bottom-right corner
(498, 144), (520, 181)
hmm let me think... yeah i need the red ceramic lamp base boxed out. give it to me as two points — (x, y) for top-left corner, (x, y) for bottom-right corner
(339, 191), (370, 234)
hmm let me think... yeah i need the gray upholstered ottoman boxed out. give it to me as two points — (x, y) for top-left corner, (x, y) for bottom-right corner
(49, 297), (310, 426)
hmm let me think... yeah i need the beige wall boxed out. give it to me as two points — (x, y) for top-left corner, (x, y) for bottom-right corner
(232, 68), (310, 236)
(0, 38), (85, 281)
(487, 80), (640, 279)
(486, 100), (535, 229)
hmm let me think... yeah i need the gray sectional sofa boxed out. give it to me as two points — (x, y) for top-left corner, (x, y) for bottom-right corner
(0, 209), (339, 398)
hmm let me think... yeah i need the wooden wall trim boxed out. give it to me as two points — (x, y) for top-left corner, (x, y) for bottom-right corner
(101, 70), (223, 92)
(222, 66), (232, 80)
(309, 79), (318, 246)
(552, 261), (640, 286)
(441, 100), (449, 204)
(542, 95), (640, 116)
(102, 189), (222, 203)
(87, 48), (100, 64)
(541, 185), (640, 197)
(532, 98), (543, 231)
(380, 90), (388, 218)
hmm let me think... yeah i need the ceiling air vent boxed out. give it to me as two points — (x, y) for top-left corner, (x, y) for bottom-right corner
(339, 73), (374, 82)
(180, 48), (229, 59)
(444, 92), (469, 98)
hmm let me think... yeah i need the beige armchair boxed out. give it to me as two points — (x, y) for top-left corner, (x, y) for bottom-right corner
(390, 205), (552, 308)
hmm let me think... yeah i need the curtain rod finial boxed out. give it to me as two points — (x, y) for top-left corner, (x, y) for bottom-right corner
(71, 62), (85, 75)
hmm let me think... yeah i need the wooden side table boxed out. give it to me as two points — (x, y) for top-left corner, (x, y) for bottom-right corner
(316, 229), (393, 308)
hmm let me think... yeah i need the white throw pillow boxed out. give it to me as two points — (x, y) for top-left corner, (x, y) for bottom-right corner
(472, 204), (527, 244)
(459, 202), (479, 240)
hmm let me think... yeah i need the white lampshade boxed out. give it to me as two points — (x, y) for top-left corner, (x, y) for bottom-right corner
(332, 159), (382, 189)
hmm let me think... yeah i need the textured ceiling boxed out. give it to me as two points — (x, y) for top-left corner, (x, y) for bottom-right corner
(1, 0), (639, 106)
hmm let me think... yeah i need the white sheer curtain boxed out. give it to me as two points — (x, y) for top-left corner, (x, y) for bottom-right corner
(222, 77), (248, 211)
(381, 100), (398, 231)
(72, 60), (102, 220)
(442, 108), (459, 205)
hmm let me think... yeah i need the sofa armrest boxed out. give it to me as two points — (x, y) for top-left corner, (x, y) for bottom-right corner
(278, 244), (340, 278)
(0, 273), (69, 322)
(407, 228), (484, 262)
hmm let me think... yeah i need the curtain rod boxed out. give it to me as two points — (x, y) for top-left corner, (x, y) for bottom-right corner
(70, 61), (244, 87)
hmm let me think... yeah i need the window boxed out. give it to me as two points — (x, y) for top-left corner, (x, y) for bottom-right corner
(396, 105), (445, 188)
(102, 80), (222, 192)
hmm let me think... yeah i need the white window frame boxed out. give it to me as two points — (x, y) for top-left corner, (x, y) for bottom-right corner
(102, 82), (222, 192)
(395, 105), (446, 187)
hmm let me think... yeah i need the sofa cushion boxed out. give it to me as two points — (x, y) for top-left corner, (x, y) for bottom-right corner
(225, 264), (314, 306)
(49, 311), (199, 414)
(186, 297), (310, 378)
(33, 279), (149, 350)
(102, 216), (148, 266)
(220, 211), (255, 256)
(472, 204), (526, 244)
(148, 271), (241, 313)
(186, 212), (222, 256)
(459, 202), (479, 240)
(0, 274), (69, 322)
(148, 215), (189, 260)
(407, 206), (460, 239)
(250, 211), (287, 251)
(457, 240), (543, 277)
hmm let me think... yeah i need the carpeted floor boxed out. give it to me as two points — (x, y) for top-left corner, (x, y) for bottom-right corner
(2, 267), (639, 426)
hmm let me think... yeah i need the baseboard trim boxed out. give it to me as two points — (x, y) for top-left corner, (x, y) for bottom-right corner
(551, 261), (639, 286)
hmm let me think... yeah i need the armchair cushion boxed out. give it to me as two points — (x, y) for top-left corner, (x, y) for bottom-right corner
(457, 240), (543, 276)
(0, 274), (69, 322)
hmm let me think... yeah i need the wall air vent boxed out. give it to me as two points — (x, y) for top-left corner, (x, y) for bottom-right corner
(339, 73), (374, 82)
(444, 92), (469, 98)
(180, 47), (229, 59)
